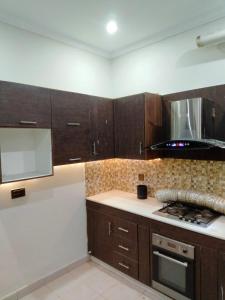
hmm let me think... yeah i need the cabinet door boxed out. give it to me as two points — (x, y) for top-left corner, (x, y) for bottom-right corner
(0, 81), (51, 128)
(90, 98), (114, 160)
(93, 212), (115, 266)
(219, 252), (225, 300)
(114, 94), (145, 159)
(138, 225), (150, 286)
(52, 91), (91, 165)
(200, 247), (218, 300)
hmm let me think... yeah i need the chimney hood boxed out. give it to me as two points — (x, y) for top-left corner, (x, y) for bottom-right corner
(151, 97), (225, 151)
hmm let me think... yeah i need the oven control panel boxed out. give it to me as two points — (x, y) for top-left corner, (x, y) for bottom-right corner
(152, 233), (195, 260)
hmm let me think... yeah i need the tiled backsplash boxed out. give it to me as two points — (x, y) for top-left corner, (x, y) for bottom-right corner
(85, 158), (225, 198)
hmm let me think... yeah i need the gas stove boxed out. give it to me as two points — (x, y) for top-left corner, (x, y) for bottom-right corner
(154, 202), (221, 227)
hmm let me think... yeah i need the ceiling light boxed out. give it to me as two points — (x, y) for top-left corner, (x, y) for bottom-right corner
(106, 20), (118, 34)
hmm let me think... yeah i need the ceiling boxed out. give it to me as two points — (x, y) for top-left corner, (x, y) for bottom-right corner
(0, 0), (225, 58)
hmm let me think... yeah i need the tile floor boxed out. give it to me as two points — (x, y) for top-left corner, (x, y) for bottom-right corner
(21, 261), (169, 300)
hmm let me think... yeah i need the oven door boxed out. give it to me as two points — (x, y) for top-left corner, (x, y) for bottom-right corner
(152, 247), (195, 300)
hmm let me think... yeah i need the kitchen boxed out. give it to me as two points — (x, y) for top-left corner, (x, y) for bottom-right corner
(1, 1), (225, 300)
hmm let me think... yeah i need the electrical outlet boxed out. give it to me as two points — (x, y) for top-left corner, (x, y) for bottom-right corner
(138, 174), (145, 181)
(11, 188), (26, 199)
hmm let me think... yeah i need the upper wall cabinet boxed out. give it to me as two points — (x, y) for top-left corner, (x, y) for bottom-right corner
(90, 98), (114, 160)
(0, 81), (53, 183)
(52, 90), (92, 165)
(114, 93), (162, 159)
(0, 81), (51, 128)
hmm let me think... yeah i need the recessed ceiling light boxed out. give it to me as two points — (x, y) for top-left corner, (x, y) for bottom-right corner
(106, 20), (118, 35)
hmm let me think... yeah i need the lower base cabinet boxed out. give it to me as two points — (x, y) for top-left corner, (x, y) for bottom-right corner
(200, 247), (218, 300)
(86, 200), (223, 300)
(86, 200), (149, 284)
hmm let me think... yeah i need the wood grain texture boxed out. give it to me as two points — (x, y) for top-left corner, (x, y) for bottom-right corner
(51, 90), (91, 165)
(200, 247), (218, 300)
(90, 97), (114, 160)
(218, 252), (225, 300)
(138, 224), (151, 286)
(113, 251), (138, 279)
(114, 94), (145, 159)
(114, 93), (163, 160)
(0, 81), (51, 128)
(145, 93), (163, 159)
(113, 236), (138, 260)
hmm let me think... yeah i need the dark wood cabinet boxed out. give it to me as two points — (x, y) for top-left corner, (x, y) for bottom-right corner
(52, 90), (92, 165)
(0, 81), (51, 128)
(114, 93), (162, 159)
(219, 252), (225, 300)
(90, 98), (114, 160)
(86, 200), (147, 281)
(86, 200), (225, 299)
(92, 210), (115, 265)
(200, 247), (218, 300)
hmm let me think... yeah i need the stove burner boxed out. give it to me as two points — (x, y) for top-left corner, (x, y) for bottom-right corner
(154, 201), (220, 227)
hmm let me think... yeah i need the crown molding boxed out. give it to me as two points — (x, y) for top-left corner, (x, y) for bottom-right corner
(0, 12), (110, 59)
(0, 5), (225, 60)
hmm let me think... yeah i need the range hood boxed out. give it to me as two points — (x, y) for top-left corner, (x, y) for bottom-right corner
(151, 97), (225, 150)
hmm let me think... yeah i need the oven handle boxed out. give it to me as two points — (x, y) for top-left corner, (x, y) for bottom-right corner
(153, 251), (188, 268)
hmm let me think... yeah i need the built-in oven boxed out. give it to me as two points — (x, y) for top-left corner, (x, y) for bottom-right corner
(152, 233), (195, 300)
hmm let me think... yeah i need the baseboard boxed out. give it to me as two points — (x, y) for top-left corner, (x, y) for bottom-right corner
(91, 256), (170, 300)
(1, 255), (90, 300)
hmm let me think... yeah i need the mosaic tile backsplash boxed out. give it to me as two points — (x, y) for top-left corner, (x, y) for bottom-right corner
(85, 158), (225, 199)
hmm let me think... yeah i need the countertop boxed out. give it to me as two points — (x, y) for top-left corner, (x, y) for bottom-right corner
(87, 190), (225, 241)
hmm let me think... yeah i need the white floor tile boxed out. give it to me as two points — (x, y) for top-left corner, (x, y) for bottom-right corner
(85, 268), (119, 294)
(101, 283), (141, 300)
(21, 262), (169, 300)
(56, 283), (99, 300)
(21, 286), (60, 300)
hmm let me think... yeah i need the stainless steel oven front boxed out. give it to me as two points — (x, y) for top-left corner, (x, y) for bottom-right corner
(152, 233), (195, 300)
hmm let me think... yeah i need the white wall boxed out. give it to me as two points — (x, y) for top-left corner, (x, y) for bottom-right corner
(0, 22), (112, 98)
(0, 21), (112, 299)
(112, 17), (225, 97)
(0, 164), (86, 298)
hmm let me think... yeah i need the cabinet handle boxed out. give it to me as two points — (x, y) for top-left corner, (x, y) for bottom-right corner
(108, 222), (112, 237)
(118, 227), (129, 233)
(118, 245), (129, 252)
(118, 262), (130, 270)
(92, 142), (99, 156)
(139, 142), (143, 155)
(93, 141), (97, 156)
(221, 285), (224, 300)
(19, 121), (37, 125)
(69, 158), (82, 162)
(67, 122), (80, 127)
